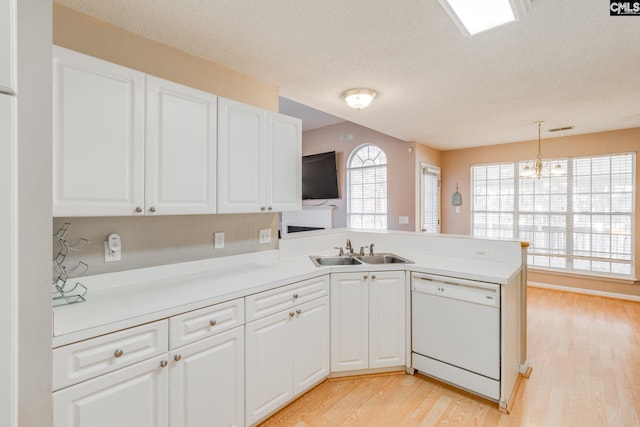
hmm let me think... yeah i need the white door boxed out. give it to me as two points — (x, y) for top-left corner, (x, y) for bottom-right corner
(52, 46), (145, 217)
(145, 76), (217, 215)
(169, 327), (244, 427)
(330, 272), (369, 372)
(421, 164), (441, 233)
(217, 97), (265, 213)
(369, 271), (406, 369)
(0, 92), (16, 427)
(292, 296), (329, 396)
(53, 355), (169, 427)
(245, 310), (293, 426)
(266, 112), (301, 212)
(0, 0), (14, 92)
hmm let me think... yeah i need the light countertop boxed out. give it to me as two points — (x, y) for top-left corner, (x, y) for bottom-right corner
(53, 248), (522, 348)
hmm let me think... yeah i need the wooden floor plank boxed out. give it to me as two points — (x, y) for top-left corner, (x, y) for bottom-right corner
(260, 287), (640, 426)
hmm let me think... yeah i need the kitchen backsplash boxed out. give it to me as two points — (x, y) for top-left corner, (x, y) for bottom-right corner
(52, 213), (279, 276)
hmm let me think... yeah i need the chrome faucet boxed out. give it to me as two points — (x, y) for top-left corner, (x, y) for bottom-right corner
(345, 239), (353, 254)
(369, 243), (375, 256)
(335, 246), (344, 256)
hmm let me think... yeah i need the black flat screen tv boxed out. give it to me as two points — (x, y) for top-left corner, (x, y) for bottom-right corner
(302, 151), (339, 200)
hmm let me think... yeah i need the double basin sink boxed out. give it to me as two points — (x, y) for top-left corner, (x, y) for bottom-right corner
(310, 253), (413, 267)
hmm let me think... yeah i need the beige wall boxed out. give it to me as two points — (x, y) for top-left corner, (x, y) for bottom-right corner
(302, 121), (416, 231)
(53, 5), (278, 111)
(52, 6), (281, 274)
(441, 127), (640, 296)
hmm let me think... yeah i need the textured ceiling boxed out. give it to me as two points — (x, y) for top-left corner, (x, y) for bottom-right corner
(55, 0), (640, 150)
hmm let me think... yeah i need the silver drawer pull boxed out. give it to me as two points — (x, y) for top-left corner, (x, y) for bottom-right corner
(293, 293), (299, 299)
(296, 309), (302, 315)
(174, 354), (182, 362)
(371, 275), (376, 280)
(209, 320), (217, 327)
(289, 312), (295, 317)
(160, 360), (168, 368)
(114, 349), (124, 358)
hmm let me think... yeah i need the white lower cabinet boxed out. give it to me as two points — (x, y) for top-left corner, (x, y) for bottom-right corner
(245, 295), (330, 426)
(169, 326), (244, 427)
(331, 270), (406, 373)
(54, 301), (245, 427)
(53, 354), (169, 427)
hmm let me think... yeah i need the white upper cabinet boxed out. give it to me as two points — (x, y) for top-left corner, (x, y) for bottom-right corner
(218, 97), (301, 214)
(217, 97), (265, 213)
(266, 112), (302, 212)
(145, 76), (217, 215)
(52, 46), (145, 216)
(0, 0), (14, 92)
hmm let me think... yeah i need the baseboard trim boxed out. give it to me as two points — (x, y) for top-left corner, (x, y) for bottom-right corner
(528, 281), (640, 302)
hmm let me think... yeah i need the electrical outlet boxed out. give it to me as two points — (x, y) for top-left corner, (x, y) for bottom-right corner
(259, 228), (271, 244)
(399, 216), (409, 224)
(214, 232), (225, 249)
(104, 241), (121, 262)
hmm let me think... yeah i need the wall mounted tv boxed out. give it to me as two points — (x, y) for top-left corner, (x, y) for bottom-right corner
(302, 151), (339, 200)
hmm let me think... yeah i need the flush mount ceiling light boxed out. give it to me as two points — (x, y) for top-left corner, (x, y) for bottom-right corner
(342, 88), (377, 110)
(439, 0), (530, 36)
(521, 121), (566, 180)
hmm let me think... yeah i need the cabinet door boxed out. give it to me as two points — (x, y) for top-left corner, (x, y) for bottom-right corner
(330, 272), (369, 372)
(0, 0), (14, 92)
(245, 310), (293, 426)
(145, 76), (217, 215)
(265, 112), (301, 212)
(169, 327), (244, 427)
(52, 46), (145, 217)
(293, 296), (329, 396)
(369, 271), (406, 369)
(53, 355), (169, 427)
(217, 97), (265, 213)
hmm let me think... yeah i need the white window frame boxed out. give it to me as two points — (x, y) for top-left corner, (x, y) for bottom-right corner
(471, 153), (636, 279)
(347, 144), (388, 230)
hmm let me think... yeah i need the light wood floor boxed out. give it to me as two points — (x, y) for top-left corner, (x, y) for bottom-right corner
(260, 287), (640, 427)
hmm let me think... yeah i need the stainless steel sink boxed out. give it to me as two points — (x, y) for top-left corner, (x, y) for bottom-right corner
(354, 253), (413, 264)
(309, 255), (364, 267)
(310, 252), (412, 266)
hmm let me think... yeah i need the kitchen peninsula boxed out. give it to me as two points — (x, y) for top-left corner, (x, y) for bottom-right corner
(52, 229), (528, 427)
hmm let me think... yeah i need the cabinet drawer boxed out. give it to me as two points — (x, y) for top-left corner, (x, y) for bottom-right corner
(53, 320), (168, 391)
(170, 298), (244, 349)
(246, 275), (329, 322)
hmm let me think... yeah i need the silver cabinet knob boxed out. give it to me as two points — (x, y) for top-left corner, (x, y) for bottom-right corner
(363, 274), (368, 280)
(174, 354), (182, 362)
(372, 275), (376, 280)
(209, 320), (217, 327)
(114, 349), (124, 358)
(292, 293), (299, 299)
(296, 309), (302, 315)
(268, 206), (273, 211)
(260, 206), (266, 211)
(135, 207), (143, 213)
(149, 206), (156, 213)
(160, 360), (168, 368)
(289, 312), (295, 317)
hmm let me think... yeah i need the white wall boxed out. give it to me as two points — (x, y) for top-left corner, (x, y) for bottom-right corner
(16, 0), (53, 426)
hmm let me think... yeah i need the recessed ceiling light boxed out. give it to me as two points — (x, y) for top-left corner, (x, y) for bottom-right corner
(439, 0), (531, 36)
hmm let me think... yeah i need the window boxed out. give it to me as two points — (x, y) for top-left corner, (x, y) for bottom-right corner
(421, 165), (441, 233)
(471, 153), (635, 278)
(347, 144), (387, 230)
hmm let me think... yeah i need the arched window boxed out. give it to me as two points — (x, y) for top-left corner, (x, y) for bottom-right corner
(347, 144), (387, 230)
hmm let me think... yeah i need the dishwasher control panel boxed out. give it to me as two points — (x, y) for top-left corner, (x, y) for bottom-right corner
(411, 273), (500, 308)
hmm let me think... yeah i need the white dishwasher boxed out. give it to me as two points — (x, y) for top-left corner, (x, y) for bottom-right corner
(411, 272), (501, 400)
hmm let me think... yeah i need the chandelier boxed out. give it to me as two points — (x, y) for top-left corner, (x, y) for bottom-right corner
(521, 121), (565, 179)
